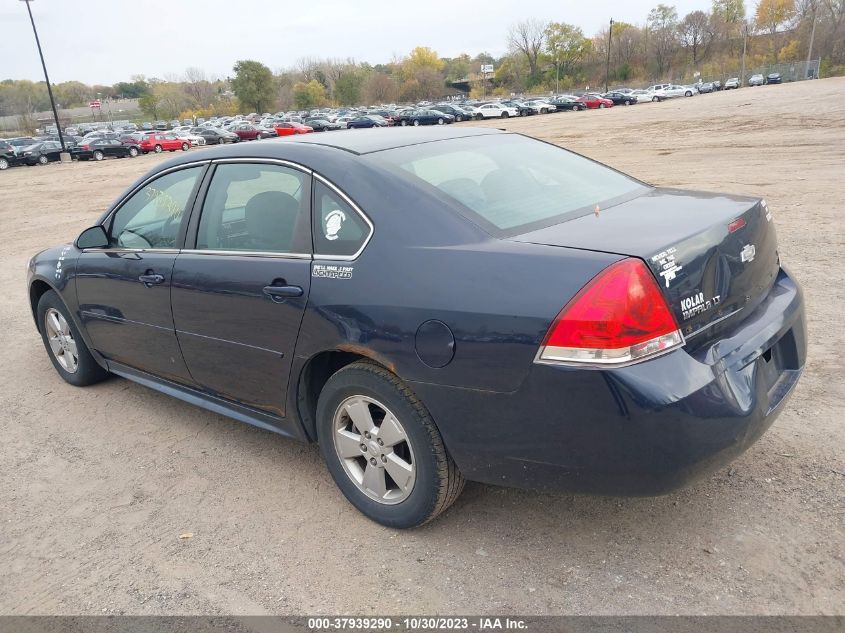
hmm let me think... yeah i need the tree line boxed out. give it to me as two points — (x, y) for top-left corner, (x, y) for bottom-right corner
(1, 0), (842, 119)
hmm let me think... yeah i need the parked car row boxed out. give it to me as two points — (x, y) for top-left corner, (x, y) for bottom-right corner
(1, 75), (790, 173)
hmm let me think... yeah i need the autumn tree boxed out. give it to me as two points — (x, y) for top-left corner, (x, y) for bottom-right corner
(647, 4), (681, 77)
(756, 0), (797, 60)
(183, 67), (215, 107)
(507, 18), (547, 83)
(678, 10), (715, 63)
(231, 60), (275, 112)
(362, 73), (399, 105)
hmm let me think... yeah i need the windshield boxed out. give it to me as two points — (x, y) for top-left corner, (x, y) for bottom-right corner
(370, 134), (648, 236)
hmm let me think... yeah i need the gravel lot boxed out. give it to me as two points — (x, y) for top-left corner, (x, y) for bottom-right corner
(1, 77), (843, 616)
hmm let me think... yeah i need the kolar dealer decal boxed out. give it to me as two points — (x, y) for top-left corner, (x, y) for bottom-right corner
(680, 291), (721, 321)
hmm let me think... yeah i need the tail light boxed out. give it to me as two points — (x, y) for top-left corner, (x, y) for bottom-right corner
(536, 258), (683, 366)
(79, 145), (89, 150)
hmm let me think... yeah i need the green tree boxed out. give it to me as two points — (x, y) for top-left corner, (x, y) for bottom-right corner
(54, 81), (92, 108)
(113, 79), (149, 99)
(442, 54), (472, 82)
(543, 22), (590, 92)
(231, 60), (275, 112)
(712, 0), (746, 23)
(138, 92), (160, 119)
(293, 79), (328, 110)
(334, 71), (365, 106)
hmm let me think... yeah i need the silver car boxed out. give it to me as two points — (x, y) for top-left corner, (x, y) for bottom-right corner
(749, 74), (765, 86)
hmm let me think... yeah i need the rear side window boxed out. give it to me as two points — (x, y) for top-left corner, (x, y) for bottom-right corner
(372, 134), (647, 236)
(196, 162), (310, 254)
(312, 181), (371, 258)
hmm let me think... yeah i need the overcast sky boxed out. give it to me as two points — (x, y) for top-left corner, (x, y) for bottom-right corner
(3, 0), (738, 85)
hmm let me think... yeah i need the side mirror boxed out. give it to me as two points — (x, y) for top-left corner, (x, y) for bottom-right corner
(76, 225), (109, 249)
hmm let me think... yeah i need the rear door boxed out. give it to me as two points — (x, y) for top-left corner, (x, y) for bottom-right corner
(170, 160), (313, 421)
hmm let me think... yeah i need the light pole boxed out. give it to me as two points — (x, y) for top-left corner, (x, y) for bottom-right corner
(806, 0), (818, 78)
(605, 18), (614, 93)
(740, 21), (749, 87)
(20, 0), (70, 162)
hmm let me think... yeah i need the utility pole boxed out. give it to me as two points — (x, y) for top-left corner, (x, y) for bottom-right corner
(806, 0), (818, 78)
(740, 21), (749, 87)
(605, 18), (614, 93)
(20, 0), (69, 161)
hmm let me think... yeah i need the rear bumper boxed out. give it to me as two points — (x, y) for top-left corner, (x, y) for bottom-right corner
(412, 267), (806, 495)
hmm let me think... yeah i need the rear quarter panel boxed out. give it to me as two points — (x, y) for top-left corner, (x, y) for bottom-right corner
(289, 150), (622, 393)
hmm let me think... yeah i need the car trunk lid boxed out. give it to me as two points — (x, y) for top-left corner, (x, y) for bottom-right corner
(509, 188), (780, 347)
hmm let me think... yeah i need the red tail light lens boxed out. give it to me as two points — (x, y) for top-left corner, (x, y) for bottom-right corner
(537, 258), (683, 366)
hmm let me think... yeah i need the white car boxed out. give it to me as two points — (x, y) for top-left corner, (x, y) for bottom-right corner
(631, 89), (656, 103)
(652, 84), (693, 100)
(476, 103), (519, 119)
(749, 74), (765, 86)
(171, 128), (206, 146)
(523, 99), (557, 113)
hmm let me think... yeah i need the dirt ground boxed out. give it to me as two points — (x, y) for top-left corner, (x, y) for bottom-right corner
(1, 77), (843, 616)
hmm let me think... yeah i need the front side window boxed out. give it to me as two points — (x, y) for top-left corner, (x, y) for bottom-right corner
(371, 134), (648, 236)
(109, 166), (202, 249)
(312, 181), (371, 258)
(196, 162), (310, 254)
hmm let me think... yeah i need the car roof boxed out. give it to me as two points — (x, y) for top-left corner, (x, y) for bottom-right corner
(236, 126), (505, 156)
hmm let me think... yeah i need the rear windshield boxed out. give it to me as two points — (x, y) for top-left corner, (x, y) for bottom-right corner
(370, 134), (648, 236)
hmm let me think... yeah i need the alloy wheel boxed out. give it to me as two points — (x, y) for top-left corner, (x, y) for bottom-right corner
(44, 308), (78, 373)
(332, 395), (416, 504)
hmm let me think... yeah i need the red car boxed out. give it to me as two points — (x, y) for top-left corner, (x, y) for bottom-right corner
(138, 133), (191, 154)
(273, 122), (314, 136)
(576, 94), (614, 109)
(231, 123), (273, 141)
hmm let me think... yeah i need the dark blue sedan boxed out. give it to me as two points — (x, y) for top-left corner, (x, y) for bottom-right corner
(27, 128), (806, 528)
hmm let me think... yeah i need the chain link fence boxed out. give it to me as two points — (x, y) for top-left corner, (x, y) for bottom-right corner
(690, 58), (821, 85)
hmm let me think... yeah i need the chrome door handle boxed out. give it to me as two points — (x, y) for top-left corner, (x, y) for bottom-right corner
(138, 273), (165, 287)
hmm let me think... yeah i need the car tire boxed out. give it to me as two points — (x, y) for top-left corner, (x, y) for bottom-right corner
(413, 120), (420, 126)
(456, 115), (463, 122)
(317, 360), (465, 528)
(624, 100), (630, 105)
(181, 143), (189, 151)
(475, 113), (483, 120)
(0, 157), (8, 170)
(437, 118), (444, 125)
(93, 150), (104, 161)
(652, 96), (660, 102)
(400, 120), (407, 126)
(154, 145), (162, 153)
(541, 108), (548, 114)
(37, 290), (109, 387)
(128, 147), (139, 157)
(685, 91), (693, 97)
(599, 103), (606, 109)
(501, 112), (509, 118)
(38, 155), (49, 165)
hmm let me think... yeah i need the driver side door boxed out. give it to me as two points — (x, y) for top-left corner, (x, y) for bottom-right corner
(75, 163), (206, 385)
